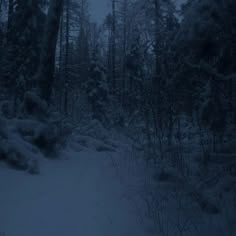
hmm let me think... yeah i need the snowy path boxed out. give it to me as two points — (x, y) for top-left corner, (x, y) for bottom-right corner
(0, 146), (148, 236)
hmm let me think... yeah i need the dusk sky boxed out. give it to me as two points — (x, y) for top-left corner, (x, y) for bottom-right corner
(90, 0), (110, 23)
(89, 0), (186, 23)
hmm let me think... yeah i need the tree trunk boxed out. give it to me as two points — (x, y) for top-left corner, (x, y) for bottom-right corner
(121, 0), (127, 107)
(64, 0), (69, 115)
(153, 0), (163, 130)
(59, 13), (64, 112)
(37, 0), (64, 103)
(7, 0), (14, 33)
(111, 0), (116, 94)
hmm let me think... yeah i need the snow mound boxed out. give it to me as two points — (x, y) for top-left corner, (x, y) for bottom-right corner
(0, 118), (41, 174)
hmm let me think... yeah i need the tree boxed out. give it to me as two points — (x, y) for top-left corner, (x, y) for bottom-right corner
(0, 0), (46, 111)
(37, 0), (64, 103)
(86, 49), (109, 124)
(176, 0), (236, 122)
(111, 0), (117, 94)
(125, 32), (144, 113)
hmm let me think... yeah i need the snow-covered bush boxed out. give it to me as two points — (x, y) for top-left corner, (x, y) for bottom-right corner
(76, 119), (111, 142)
(0, 118), (40, 174)
(0, 100), (14, 119)
(20, 92), (72, 155)
(33, 118), (72, 156)
(21, 91), (48, 120)
(0, 91), (73, 173)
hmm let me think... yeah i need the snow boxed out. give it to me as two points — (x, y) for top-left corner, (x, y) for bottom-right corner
(0, 118), (42, 173)
(0, 140), (149, 236)
(0, 123), (235, 236)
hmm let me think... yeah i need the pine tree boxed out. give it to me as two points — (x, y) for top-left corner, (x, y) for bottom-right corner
(86, 49), (109, 124)
(0, 0), (46, 109)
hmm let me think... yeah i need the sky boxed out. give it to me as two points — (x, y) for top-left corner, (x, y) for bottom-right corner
(0, 0), (187, 24)
(90, 0), (110, 23)
(89, 0), (187, 24)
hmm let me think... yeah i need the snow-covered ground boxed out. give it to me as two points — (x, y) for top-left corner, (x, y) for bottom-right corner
(1, 124), (235, 236)
(0, 136), (149, 236)
(0, 141), (151, 236)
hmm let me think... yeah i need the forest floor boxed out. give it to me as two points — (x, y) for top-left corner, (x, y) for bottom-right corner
(0, 124), (235, 236)
(0, 130), (150, 236)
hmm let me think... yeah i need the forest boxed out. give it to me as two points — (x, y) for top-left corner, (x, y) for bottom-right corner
(0, 0), (236, 236)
